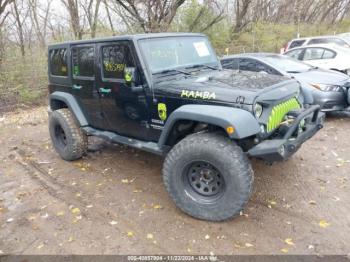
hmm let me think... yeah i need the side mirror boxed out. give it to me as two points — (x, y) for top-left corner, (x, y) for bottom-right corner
(124, 67), (143, 93)
(124, 67), (138, 85)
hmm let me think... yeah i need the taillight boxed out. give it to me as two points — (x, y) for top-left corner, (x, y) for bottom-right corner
(280, 43), (288, 55)
(280, 42), (288, 54)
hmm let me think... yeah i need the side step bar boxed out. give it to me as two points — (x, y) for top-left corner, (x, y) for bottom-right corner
(82, 127), (165, 156)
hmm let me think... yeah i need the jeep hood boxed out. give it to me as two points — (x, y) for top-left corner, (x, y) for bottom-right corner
(154, 70), (301, 105)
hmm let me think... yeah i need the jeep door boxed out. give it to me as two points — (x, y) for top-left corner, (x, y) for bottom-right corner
(96, 41), (156, 141)
(70, 44), (105, 129)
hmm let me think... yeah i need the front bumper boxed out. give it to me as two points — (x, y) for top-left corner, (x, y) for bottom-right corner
(248, 105), (325, 162)
(313, 90), (347, 112)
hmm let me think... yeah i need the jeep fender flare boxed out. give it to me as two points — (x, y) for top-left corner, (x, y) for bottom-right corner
(49, 91), (88, 127)
(158, 104), (260, 147)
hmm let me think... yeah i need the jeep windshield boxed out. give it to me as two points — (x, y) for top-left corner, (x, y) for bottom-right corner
(138, 36), (219, 74)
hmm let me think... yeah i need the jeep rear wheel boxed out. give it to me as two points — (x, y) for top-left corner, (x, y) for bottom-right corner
(49, 108), (87, 161)
(163, 132), (254, 221)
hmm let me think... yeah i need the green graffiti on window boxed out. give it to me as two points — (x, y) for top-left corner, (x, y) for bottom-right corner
(104, 62), (125, 72)
(73, 65), (79, 76)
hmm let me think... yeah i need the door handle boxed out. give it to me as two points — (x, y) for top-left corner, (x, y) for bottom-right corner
(99, 87), (111, 94)
(73, 84), (82, 90)
(131, 85), (143, 93)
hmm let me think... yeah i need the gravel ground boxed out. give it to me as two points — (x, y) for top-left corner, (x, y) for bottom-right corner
(0, 107), (349, 255)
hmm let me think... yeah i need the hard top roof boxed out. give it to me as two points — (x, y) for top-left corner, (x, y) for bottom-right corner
(285, 43), (350, 53)
(48, 32), (206, 48)
(291, 35), (346, 41)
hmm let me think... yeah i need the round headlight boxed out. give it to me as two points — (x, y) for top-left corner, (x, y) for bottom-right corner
(254, 103), (263, 118)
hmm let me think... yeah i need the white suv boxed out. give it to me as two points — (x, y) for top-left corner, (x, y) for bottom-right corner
(281, 35), (350, 53)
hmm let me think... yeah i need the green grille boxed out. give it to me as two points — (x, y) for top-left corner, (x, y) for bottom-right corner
(267, 98), (301, 132)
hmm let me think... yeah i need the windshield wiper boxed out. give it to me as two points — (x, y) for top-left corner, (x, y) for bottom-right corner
(185, 64), (218, 70)
(153, 69), (191, 76)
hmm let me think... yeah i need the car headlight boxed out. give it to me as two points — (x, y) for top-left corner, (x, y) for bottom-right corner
(310, 83), (342, 92)
(254, 103), (263, 118)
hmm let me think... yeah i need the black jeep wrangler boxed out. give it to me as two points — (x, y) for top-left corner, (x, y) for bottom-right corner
(48, 33), (324, 221)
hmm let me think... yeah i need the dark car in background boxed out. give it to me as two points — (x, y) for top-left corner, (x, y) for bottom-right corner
(221, 53), (350, 112)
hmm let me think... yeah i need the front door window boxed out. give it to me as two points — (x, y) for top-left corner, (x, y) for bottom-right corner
(101, 44), (135, 81)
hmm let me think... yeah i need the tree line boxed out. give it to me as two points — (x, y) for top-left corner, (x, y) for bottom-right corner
(1, 0), (350, 58)
(1, 0), (350, 108)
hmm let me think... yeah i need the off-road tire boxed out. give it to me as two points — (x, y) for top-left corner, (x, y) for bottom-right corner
(49, 108), (87, 161)
(163, 132), (254, 221)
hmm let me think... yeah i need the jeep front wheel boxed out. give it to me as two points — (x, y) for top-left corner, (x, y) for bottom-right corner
(163, 132), (254, 221)
(49, 108), (87, 161)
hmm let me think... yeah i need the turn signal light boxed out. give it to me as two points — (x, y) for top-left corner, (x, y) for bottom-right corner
(226, 126), (235, 134)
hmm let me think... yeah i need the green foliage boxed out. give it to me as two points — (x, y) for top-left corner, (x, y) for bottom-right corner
(171, 0), (231, 53)
(0, 48), (47, 110)
(173, 1), (229, 35)
(174, 0), (216, 32)
(213, 20), (350, 56)
(17, 84), (45, 104)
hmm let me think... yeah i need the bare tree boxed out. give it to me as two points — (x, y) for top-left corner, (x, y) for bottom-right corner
(233, 0), (253, 33)
(12, 0), (27, 57)
(319, 0), (343, 23)
(28, 0), (52, 48)
(0, 0), (13, 64)
(338, 0), (350, 22)
(114, 0), (186, 33)
(81, 0), (101, 38)
(187, 0), (225, 33)
(0, 0), (13, 27)
(61, 0), (83, 39)
(108, 1), (134, 32)
(103, 0), (116, 34)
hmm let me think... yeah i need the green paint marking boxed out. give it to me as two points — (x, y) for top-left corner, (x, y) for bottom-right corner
(266, 97), (301, 132)
(158, 103), (167, 121)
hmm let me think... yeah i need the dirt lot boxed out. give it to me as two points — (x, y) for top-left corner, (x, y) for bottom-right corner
(0, 106), (350, 255)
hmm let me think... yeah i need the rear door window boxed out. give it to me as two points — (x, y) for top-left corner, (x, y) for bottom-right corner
(255, 61), (279, 75)
(72, 46), (95, 78)
(323, 49), (336, 59)
(303, 48), (325, 60)
(221, 58), (239, 70)
(49, 48), (68, 77)
(289, 40), (306, 49)
(239, 58), (257, 72)
(285, 49), (303, 60)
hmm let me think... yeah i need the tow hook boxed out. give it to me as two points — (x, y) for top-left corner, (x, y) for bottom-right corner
(287, 144), (296, 152)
